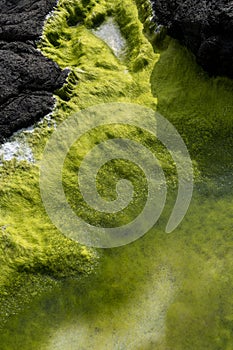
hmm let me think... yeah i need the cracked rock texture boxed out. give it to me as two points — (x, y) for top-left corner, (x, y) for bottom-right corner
(0, 0), (67, 144)
(150, 0), (233, 79)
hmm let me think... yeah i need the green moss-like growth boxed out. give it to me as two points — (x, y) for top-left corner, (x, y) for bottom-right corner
(0, 161), (97, 325)
(39, 0), (158, 111)
(0, 0), (233, 349)
(150, 38), (233, 177)
(1, 0), (161, 325)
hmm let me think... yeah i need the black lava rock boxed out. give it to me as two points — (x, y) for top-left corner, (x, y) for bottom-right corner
(150, 0), (233, 79)
(0, 0), (68, 144)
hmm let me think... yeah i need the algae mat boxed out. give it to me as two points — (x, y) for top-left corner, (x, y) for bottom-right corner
(0, 0), (233, 349)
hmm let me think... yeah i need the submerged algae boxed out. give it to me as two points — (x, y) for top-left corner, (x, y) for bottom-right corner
(150, 38), (233, 178)
(1, 190), (233, 350)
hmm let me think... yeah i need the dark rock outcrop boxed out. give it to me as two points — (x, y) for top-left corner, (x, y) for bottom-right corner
(0, 0), (67, 144)
(150, 0), (233, 79)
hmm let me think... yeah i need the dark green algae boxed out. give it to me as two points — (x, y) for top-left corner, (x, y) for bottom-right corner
(0, 0), (233, 349)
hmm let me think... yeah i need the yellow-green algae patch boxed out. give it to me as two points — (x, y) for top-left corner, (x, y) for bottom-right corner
(150, 38), (233, 178)
(0, 161), (97, 324)
(0, 0), (233, 349)
(0, 0), (161, 326)
(38, 0), (159, 111)
(1, 191), (233, 349)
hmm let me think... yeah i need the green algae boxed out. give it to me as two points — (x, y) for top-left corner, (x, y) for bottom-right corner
(150, 38), (233, 178)
(0, 0), (160, 326)
(38, 0), (158, 111)
(0, 161), (97, 325)
(1, 190), (233, 349)
(0, 0), (233, 348)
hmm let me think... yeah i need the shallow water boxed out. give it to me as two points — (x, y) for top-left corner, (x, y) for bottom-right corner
(46, 271), (174, 350)
(0, 226), (175, 349)
(1, 183), (232, 349)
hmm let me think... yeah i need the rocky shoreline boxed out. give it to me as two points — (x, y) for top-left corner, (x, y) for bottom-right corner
(0, 0), (67, 144)
(150, 0), (233, 79)
(1, 0), (232, 145)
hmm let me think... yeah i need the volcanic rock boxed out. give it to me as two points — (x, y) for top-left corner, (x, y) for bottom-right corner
(150, 0), (233, 79)
(0, 0), (67, 144)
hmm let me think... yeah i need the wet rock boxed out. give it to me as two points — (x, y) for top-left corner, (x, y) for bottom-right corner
(150, 0), (233, 79)
(0, 0), (67, 144)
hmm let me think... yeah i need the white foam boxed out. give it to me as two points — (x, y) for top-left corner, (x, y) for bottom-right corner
(93, 18), (127, 58)
(0, 138), (34, 164)
(0, 112), (57, 165)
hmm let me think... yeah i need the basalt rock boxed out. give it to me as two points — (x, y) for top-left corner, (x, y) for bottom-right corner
(0, 0), (68, 144)
(150, 0), (233, 79)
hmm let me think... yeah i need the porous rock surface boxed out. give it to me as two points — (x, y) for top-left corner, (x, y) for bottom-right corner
(0, 0), (67, 143)
(150, 0), (233, 79)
